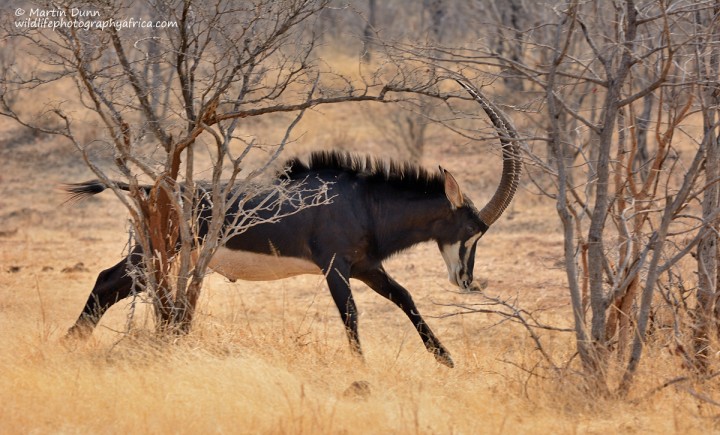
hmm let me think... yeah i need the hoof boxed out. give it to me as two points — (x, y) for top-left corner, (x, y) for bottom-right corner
(65, 323), (93, 340)
(343, 380), (371, 400)
(433, 349), (455, 368)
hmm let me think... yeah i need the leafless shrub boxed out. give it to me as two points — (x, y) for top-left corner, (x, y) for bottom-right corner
(0, 0), (443, 334)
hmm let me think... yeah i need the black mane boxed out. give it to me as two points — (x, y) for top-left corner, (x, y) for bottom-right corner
(283, 151), (445, 195)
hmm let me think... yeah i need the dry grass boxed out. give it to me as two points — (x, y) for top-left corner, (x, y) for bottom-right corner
(1, 274), (716, 434)
(1, 98), (719, 434)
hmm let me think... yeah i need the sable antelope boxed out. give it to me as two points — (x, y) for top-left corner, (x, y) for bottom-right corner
(65, 82), (521, 367)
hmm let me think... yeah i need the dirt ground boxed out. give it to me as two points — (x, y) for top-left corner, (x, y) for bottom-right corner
(0, 112), (716, 433)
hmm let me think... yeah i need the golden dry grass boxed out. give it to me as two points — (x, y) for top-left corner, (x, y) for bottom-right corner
(1, 95), (719, 434)
(1, 258), (716, 434)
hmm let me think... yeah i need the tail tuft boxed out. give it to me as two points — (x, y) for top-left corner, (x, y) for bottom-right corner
(62, 180), (108, 203)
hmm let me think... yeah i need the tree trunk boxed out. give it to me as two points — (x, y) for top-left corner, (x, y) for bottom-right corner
(692, 3), (720, 371)
(361, 0), (377, 62)
(693, 111), (718, 372)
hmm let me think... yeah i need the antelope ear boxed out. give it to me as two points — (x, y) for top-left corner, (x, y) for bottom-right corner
(440, 166), (464, 209)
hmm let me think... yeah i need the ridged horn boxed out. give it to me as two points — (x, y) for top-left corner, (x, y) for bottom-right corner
(457, 80), (522, 227)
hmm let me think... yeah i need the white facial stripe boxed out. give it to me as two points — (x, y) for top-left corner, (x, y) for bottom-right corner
(441, 241), (461, 267)
(440, 241), (462, 286)
(463, 232), (483, 264)
(464, 232), (483, 249)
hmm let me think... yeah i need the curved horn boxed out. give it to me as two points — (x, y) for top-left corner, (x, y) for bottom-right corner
(457, 80), (522, 227)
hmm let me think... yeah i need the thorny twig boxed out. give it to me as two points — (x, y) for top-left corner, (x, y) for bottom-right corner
(631, 371), (720, 407)
(432, 290), (571, 371)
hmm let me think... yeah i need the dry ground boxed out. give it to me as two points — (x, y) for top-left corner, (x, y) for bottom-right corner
(0, 108), (718, 434)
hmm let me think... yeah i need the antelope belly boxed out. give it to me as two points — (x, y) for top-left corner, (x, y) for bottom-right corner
(209, 246), (322, 281)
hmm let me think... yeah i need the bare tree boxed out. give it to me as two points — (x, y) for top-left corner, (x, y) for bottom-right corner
(691, 1), (720, 373)
(382, 0), (720, 393)
(1, 0), (432, 333)
(504, 0), (719, 392)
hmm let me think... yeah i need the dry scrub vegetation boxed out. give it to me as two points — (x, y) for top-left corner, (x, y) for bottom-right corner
(0, 120), (717, 433)
(2, 0), (720, 433)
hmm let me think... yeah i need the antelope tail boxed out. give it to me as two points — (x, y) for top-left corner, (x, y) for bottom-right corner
(63, 180), (146, 203)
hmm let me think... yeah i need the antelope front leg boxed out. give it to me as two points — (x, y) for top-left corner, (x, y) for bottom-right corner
(358, 267), (454, 368)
